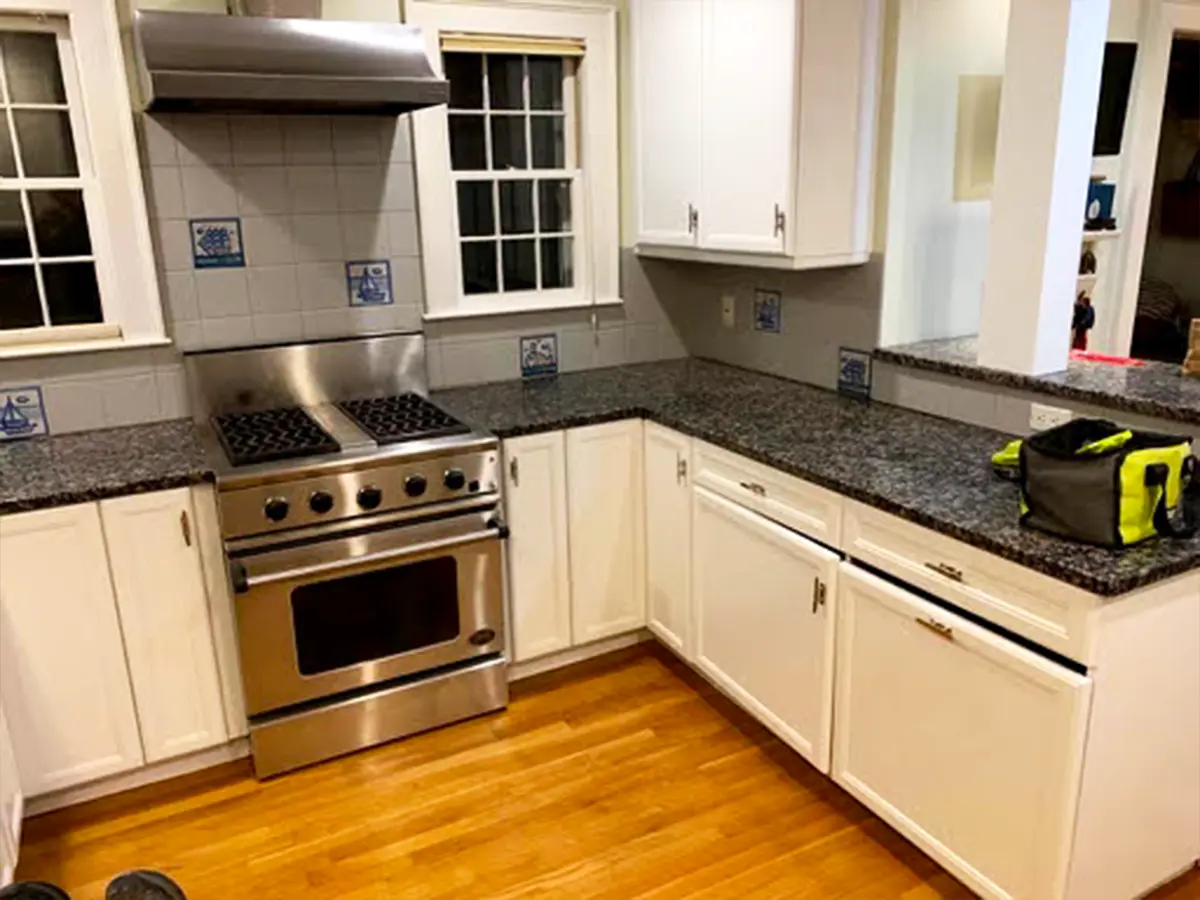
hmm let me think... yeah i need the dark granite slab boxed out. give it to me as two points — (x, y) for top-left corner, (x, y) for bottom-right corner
(433, 358), (1200, 597)
(0, 420), (214, 515)
(876, 335), (1200, 427)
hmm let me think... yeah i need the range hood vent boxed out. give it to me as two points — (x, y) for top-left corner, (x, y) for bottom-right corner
(133, 10), (448, 115)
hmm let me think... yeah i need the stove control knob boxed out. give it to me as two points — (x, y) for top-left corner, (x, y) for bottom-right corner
(309, 491), (334, 514)
(404, 474), (428, 498)
(444, 468), (466, 491)
(357, 486), (383, 510)
(264, 497), (290, 523)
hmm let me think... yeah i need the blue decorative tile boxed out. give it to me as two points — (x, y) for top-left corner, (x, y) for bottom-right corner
(190, 218), (245, 269)
(346, 260), (394, 307)
(753, 289), (782, 333)
(0, 385), (48, 441)
(838, 348), (872, 399)
(521, 334), (558, 378)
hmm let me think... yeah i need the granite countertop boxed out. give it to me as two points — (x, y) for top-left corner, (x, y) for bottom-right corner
(0, 419), (214, 515)
(433, 358), (1200, 597)
(876, 335), (1200, 427)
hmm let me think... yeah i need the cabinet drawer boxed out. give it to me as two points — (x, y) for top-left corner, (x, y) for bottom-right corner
(842, 501), (1098, 664)
(693, 441), (842, 549)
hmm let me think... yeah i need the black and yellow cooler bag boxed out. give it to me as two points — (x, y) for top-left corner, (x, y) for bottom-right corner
(994, 418), (1196, 547)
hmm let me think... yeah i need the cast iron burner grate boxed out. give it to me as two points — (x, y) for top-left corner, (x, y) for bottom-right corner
(336, 393), (471, 445)
(212, 407), (340, 467)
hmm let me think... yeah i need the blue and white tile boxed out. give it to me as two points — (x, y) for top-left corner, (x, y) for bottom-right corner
(181, 165), (237, 218)
(190, 217), (245, 269)
(0, 385), (49, 440)
(196, 268), (250, 318)
(520, 334), (559, 377)
(290, 214), (345, 262)
(345, 260), (393, 307)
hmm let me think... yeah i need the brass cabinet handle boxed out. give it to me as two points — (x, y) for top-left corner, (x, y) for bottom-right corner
(924, 561), (964, 583)
(739, 481), (767, 497)
(180, 510), (192, 548)
(916, 617), (954, 642)
(811, 578), (827, 614)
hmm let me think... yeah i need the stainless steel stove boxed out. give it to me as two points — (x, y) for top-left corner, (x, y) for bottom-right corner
(187, 334), (507, 778)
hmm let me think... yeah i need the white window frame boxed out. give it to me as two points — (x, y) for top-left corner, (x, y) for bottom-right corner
(408, 0), (621, 321)
(0, 0), (163, 359)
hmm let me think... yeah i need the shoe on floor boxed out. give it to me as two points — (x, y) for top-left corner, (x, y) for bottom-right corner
(0, 883), (70, 900)
(104, 872), (186, 900)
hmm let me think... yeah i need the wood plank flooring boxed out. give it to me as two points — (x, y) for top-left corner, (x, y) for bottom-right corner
(16, 646), (1200, 899)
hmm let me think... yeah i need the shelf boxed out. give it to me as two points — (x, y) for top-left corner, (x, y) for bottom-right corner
(1082, 229), (1122, 243)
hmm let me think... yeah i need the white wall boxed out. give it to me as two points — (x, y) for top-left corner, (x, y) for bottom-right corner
(878, 0), (1011, 348)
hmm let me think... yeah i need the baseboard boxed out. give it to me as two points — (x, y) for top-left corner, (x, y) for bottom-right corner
(25, 739), (250, 817)
(508, 630), (653, 682)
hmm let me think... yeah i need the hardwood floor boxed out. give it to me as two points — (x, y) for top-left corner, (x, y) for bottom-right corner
(16, 645), (1200, 899)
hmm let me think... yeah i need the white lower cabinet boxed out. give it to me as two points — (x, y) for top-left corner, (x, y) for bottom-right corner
(101, 489), (228, 763)
(0, 504), (144, 795)
(832, 563), (1092, 900)
(643, 422), (692, 656)
(0, 707), (23, 886)
(692, 485), (839, 772)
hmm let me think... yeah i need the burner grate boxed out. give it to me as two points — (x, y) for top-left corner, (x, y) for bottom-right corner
(212, 407), (340, 467)
(336, 393), (471, 445)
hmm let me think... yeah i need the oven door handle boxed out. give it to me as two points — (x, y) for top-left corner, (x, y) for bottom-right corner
(232, 519), (507, 594)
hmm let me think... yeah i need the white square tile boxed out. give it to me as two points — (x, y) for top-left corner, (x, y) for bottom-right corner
(297, 263), (347, 310)
(286, 166), (339, 213)
(169, 319), (204, 351)
(302, 308), (352, 339)
(154, 365), (190, 419)
(196, 268), (250, 318)
(153, 219), (194, 271)
(173, 115), (232, 167)
(625, 324), (660, 365)
(558, 328), (596, 373)
(230, 115), (284, 166)
(383, 164), (415, 211)
(660, 323), (687, 359)
(163, 271), (198, 322)
(235, 167), (290, 216)
(241, 216), (295, 266)
(332, 118), (383, 165)
(290, 214), (345, 262)
(181, 165), (238, 218)
(394, 303), (422, 332)
(596, 326), (625, 368)
(145, 166), (185, 220)
(336, 165), (386, 212)
(425, 338), (445, 388)
(385, 211), (420, 256)
(101, 373), (162, 427)
(201, 316), (255, 348)
(388, 256), (423, 305)
(380, 116), (412, 164)
(340, 214), (390, 259)
(349, 304), (398, 334)
(283, 116), (333, 165)
(139, 114), (178, 166)
(247, 266), (300, 314)
(252, 313), (305, 344)
(42, 379), (107, 433)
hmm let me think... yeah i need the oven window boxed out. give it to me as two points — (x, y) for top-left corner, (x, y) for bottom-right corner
(291, 557), (461, 676)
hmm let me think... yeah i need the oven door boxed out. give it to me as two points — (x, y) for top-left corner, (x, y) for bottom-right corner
(231, 508), (505, 717)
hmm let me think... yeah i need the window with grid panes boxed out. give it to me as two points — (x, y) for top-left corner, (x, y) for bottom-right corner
(444, 51), (578, 298)
(0, 22), (101, 333)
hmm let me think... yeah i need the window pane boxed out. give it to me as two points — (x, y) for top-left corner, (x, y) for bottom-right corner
(529, 58), (563, 110)
(0, 265), (42, 329)
(1, 32), (66, 105)
(43, 261), (101, 326)
(531, 115), (565, 169)
(457, 181), (494, 237)
(490, 116), (527, 170)
(487, 55), (524, 110)
(537, 180), (571, 233)
(461, 241), (497, 295)
(541, 237), (573, 289)
(449, 115), (486, 171)
(14, 110), (78, 177)
(0, 193), (31, 259)
(29, 190), (90, 257)
(444, 53), (483, 110)
(0, 124), (15, 178)
(502, 240), (536, 291)
(499, 180), (534, 235)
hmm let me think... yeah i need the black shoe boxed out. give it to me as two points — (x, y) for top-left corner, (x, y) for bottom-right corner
(104, 872), (186, 900)
(0, 883), (70, 900)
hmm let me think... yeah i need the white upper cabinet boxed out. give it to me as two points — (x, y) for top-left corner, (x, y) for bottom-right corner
(504, 431), (573, 662)
(643, 423), (693, 656)
(633, 0), (882, 269)
(101, 490), (228, 764)
(567, 421), (647, 644)
(0, 504), (144, 796)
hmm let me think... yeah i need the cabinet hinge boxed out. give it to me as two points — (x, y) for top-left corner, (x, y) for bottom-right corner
(774, 204), (786, 238)
(677, 456), (688, 484)
(180, 510), (192, 548)
(811, 578), (827, 614)
(688, 203), (699, 235)
(509, 456), (519, 487)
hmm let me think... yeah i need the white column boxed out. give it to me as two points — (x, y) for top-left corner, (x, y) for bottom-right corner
(976, 0), (1111, 374)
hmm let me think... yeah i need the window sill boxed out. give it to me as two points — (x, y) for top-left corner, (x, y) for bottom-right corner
(423, 296), (624, 323)
(0, 334), (172, 361)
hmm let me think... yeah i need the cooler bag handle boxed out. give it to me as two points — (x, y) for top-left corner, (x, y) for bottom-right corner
(1145, 461), (1196, 538)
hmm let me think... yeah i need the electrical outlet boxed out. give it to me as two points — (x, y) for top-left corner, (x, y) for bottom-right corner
(1029, 403), (1073, 432)
(721, 294), (736, 329)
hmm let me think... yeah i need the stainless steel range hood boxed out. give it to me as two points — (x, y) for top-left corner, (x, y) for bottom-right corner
(133, 10), (448, 114)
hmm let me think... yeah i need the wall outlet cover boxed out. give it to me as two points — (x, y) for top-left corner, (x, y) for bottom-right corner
(190, 218), (245, 269)
(346, 260), (394, 307)
(753, 289), (782, 333)
(1030, 403), (1073, 432)
(721, 294), (736, 329)
(0, 385), (48, 440)
(521, 334), (558, 378)
(838, 348), (872, 399)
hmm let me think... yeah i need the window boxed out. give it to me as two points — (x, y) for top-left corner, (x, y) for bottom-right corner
(409, 1), (620, 321)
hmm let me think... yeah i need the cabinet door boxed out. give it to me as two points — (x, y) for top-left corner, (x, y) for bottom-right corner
(644, 423), (692, 656)
(632, 0), (703, 247)
(101, 489), (228, 764)
(0, 504), (143, 795)
(0, 707), (21, 886)
(833, 564), (1091, 900)
(567, 420), (646, 643)
(504, 431), (572, 661)
(698, 0), (796, 254)
(693, 486), (838, 772)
